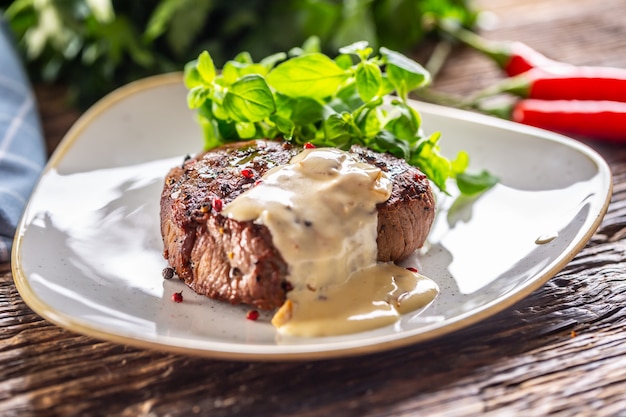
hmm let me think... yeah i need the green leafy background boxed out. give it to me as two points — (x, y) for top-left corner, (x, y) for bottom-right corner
(0, 0), (478, 108)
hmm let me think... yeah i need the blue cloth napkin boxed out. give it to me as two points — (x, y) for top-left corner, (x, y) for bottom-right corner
(0, 18), (46, 262)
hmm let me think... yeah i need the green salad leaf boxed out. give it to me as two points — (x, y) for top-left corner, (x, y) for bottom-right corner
(184, 41), (497, 194)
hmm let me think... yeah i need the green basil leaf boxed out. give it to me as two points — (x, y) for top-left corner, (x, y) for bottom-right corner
(233, 51), (253, 64)
(323, 112), (358, 148)
(216, 118), (238, 140)
(356, 61), (382, 102)
(183, 60), (202, 88)
(370, 130), (410, 160)
(295, 124), (320, 143)
(222, 60), (268, 86)
(451, 150), (469, 176)
(187, 86), (209, 109)
(267, 53), (349, 99)
(260, 52), (287, 70)
(331, 82), (363, 113)
(199, 117), (223, 150)
(380, 47), (431, 99)
(220, 63), (238, 86)
(379, 74), (395, 97)
(289, 36), (323, 57)
(456, 170), (499, 195)
(386, 101), (421, 143)
(274, 93), (295, 118)
(301, 35), (322, 54)
(360, 107), (382, 138)
(211, 100), (228, 120)
(274, 94), (325, 126)
(335, 54), (354, 70)
(338, 41), (370, 56)
(385, 117), (414, 144)
(223, 74), (275, 122)
(353, 96), (383, 124)
(197, 50), (216, 84)
(269, 114), (295, 137)
(410, 132), (451, 193)
(290, 97), (326, 125)
(235, 121), (257, 138)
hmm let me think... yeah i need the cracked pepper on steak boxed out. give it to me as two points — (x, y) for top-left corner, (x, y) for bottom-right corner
(160, 140), (436, 310)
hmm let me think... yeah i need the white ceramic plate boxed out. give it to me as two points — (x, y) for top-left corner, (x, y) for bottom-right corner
(12, 74), (612, 361)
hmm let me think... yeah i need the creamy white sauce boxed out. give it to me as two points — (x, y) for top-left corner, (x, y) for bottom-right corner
(223, 148), (438, 336)
(273, 263), (439, 337)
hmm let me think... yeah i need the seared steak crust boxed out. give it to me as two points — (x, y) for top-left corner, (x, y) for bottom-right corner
(349, 146), (436, 261)
(160, 140), (435, 310)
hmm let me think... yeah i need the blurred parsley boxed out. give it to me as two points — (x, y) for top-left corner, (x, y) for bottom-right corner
(1, 0), (478, 108)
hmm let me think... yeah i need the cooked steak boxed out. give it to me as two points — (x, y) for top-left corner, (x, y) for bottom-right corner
(160, 140), (435, 310)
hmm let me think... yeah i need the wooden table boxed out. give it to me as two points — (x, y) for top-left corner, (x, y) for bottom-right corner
(3, 0), (626, 415)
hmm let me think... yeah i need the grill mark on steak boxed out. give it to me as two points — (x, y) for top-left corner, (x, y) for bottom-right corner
(160, 139), (435, 310)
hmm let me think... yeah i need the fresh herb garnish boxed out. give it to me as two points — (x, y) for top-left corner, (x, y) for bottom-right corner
(184, 41), (497, 194)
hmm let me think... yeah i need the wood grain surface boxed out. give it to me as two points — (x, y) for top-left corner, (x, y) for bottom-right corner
(3, 0), (626, 416)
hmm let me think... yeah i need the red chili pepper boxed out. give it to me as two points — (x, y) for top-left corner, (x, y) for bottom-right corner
(511, 99), (626, 142)
(487, 67), (626, 103)
(502, 42), (563, 76)
(440, 21), (565, 76)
